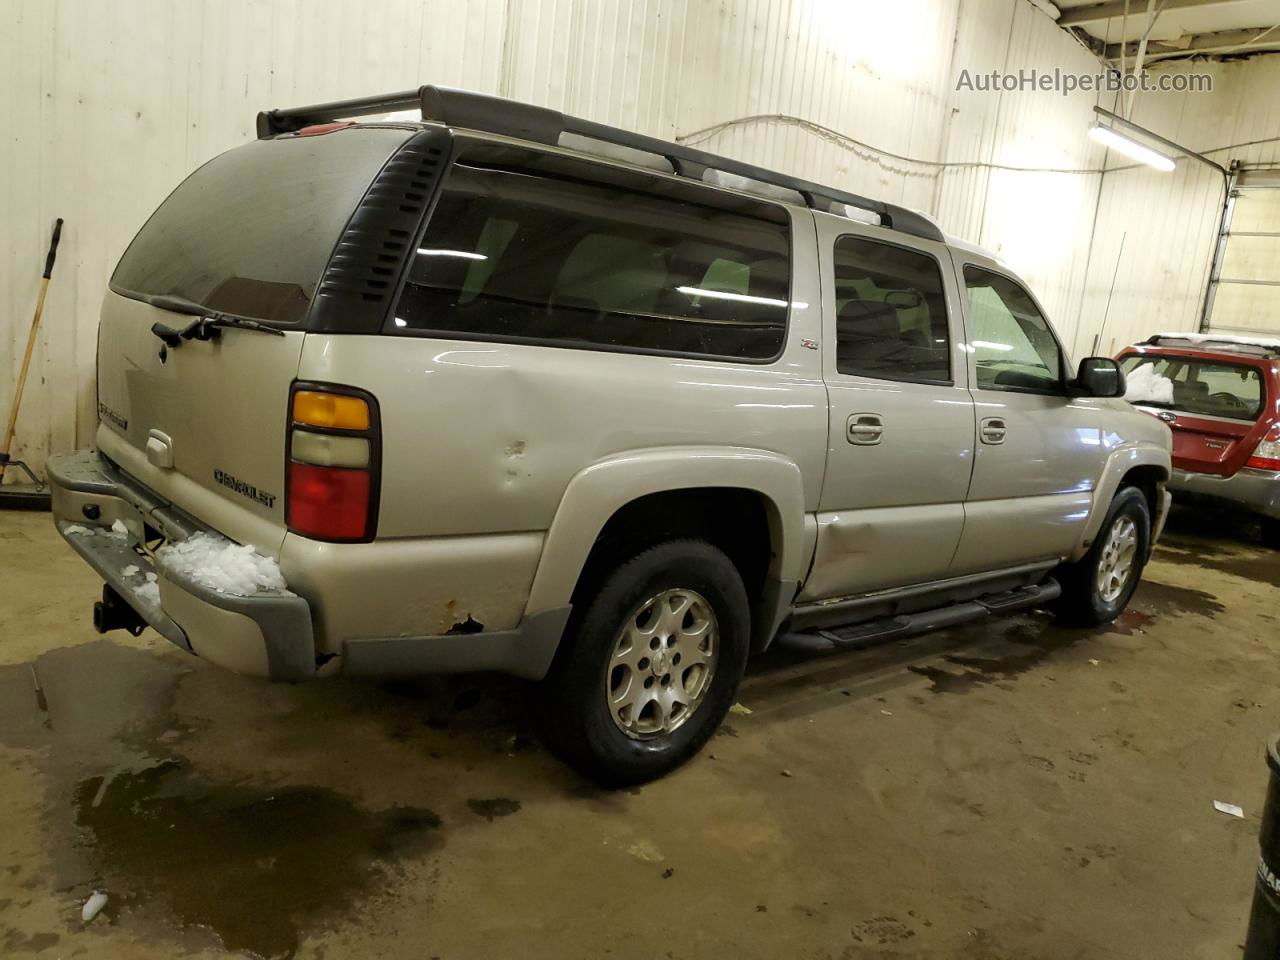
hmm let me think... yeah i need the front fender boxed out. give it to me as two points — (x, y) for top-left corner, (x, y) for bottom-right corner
(523, 446), (809, 615)
(1071, 444), (1171, 560)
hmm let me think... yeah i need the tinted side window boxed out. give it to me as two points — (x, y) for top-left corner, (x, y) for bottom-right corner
(963, 266), (1064, 394)
(832, 236), (950, 383)
(391, 164), (791, 360)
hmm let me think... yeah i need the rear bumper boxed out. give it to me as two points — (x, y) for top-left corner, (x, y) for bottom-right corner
(48, 451), (568, 681)
(49, 451), (316, 680)
(1169, 466), (1280, 519)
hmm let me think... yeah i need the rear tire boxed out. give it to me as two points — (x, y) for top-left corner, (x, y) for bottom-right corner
(542, 540), (750, 787)
(1263, 517), (1280, 551)
(1054, 487), (1151, 627)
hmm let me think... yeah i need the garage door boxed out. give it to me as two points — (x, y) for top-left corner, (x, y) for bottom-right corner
(1207, 169), (1280, 335)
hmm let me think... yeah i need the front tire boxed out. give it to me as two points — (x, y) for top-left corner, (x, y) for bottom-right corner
(1054, 487), (1151, 627)
(543, 540), (750, 787)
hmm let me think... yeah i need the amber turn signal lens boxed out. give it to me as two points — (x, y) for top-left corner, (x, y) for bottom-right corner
(292, 390), (370, 431)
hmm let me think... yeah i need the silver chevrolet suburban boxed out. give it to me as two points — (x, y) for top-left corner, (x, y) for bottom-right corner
(50, 87), (1172, 784)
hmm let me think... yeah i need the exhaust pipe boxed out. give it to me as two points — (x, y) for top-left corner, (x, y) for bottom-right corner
(93, 585), (147, 637)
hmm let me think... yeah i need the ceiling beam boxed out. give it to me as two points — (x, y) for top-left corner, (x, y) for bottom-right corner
(1060, 0), (1247, 27)
(1105, 26), (1280, 59)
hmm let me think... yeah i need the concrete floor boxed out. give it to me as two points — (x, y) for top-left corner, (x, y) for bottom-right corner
(1, 506), (1278, 959)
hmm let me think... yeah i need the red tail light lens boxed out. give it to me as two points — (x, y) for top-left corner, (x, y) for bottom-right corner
(1247, 425), (1280, 471)
(287, 462), (371, 540)
(286, 384), (380, 542)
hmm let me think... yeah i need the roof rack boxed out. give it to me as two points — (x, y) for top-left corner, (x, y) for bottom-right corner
(256, 85), (946, 243)
(1143, 333), (1280, 358)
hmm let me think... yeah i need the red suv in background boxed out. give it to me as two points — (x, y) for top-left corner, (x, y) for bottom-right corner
(1117, 333), (1280, 549)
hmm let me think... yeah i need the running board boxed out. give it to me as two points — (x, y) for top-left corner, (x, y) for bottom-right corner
(782, 580), (1061, 651)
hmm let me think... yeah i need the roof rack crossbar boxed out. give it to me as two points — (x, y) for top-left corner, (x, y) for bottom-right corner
(255, 90), (421, 138)
(256, 85), (945, 243)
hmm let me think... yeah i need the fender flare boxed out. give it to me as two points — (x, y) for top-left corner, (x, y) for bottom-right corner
(1071, 444), (1171, 560)
(524, 446), (808, 616)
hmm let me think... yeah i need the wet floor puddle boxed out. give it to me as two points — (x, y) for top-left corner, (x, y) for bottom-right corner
(1155, 540), (1280, 589)
(1154, 507), (1280, 588)
(908, 620), (1081, 695)
(1, 641), (453, 959)
(909, 578), (1223, 695)
(73, 760), (441, 958)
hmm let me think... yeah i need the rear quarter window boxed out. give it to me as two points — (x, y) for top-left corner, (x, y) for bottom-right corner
(111, 128), (413, 324)
(389, 163), (793, 361)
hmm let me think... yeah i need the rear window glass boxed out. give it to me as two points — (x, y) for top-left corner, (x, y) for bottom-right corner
(111, 128), (411, 324)
(1121, 354), (1265, 421)
(390, 164), (792, 360)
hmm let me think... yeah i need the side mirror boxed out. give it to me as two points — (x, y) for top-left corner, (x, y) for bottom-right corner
(1074, 357), (1126, 398)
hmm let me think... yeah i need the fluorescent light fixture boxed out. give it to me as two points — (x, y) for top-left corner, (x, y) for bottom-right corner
(1088, 125), (1175, 173)
(417, 248), (487, 260)
(971, 340), (1013, 352)
(675, 286), (790, 308)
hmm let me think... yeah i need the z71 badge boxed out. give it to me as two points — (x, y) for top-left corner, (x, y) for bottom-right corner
(213, 469), (276, 509)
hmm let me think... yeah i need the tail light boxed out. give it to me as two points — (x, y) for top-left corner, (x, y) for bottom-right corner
(1246, 424), (1280, 471)
(286, 384), (380, 541)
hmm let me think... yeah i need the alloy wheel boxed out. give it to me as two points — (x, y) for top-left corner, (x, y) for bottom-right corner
(1096, 515), (1139, 604)
(605, 588), (718, 739)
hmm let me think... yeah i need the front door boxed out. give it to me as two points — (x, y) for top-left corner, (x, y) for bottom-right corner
(950, 263), (1100, 574)
(798, 217), (975, 602)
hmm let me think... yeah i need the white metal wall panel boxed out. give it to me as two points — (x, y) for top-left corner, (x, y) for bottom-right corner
(4, 0), (1280, 477)
(935, 0), (1110, 354)
(1075, 57), (1280, 356)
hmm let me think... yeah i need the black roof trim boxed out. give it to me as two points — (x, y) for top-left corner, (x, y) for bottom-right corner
(256, 85), (946, 243)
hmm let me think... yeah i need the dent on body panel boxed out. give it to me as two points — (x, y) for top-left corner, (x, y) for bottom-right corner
(279, 533), (543, 650)
(800, 503), (966, 599)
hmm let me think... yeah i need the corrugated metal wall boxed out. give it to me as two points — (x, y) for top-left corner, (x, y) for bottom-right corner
(3, 0), (1277, 477)
(1077, 56), (1280, 355)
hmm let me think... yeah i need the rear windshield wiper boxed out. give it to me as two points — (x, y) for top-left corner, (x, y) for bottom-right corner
(145, 293), (286, 347)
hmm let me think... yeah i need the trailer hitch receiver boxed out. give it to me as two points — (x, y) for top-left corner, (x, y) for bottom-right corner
(93, 585), (147, 637)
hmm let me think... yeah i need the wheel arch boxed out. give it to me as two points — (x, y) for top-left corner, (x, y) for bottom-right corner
(1071, 445), (1171, 561)
(524, 447), (809, 651)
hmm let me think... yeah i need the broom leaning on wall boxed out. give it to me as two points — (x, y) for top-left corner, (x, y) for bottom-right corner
(0, 218), (64, 510)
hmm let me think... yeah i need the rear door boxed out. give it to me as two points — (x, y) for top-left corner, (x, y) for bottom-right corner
(798, 216), (975, 601)
(96, 127), (414, 549)
(1119, 351), (1270, 476)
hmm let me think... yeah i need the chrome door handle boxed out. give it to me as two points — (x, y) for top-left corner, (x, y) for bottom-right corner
(847, 413), (883, 445)
(980, 417), (1007, 445)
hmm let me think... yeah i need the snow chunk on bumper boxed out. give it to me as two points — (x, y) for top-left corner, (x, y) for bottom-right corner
(157, 532), (287, 597)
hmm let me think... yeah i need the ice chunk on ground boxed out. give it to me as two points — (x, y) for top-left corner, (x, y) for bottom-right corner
(63, 524), (93, 536)
(156, 532), (287, 597)
(122, 565), (139, 578)
(1125, 363), (1174, 405)
(135, 581), (161, 606)
(110, 519), (129, 537)
(81, 890), (108, 923)
(145, 572), (157, 583)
